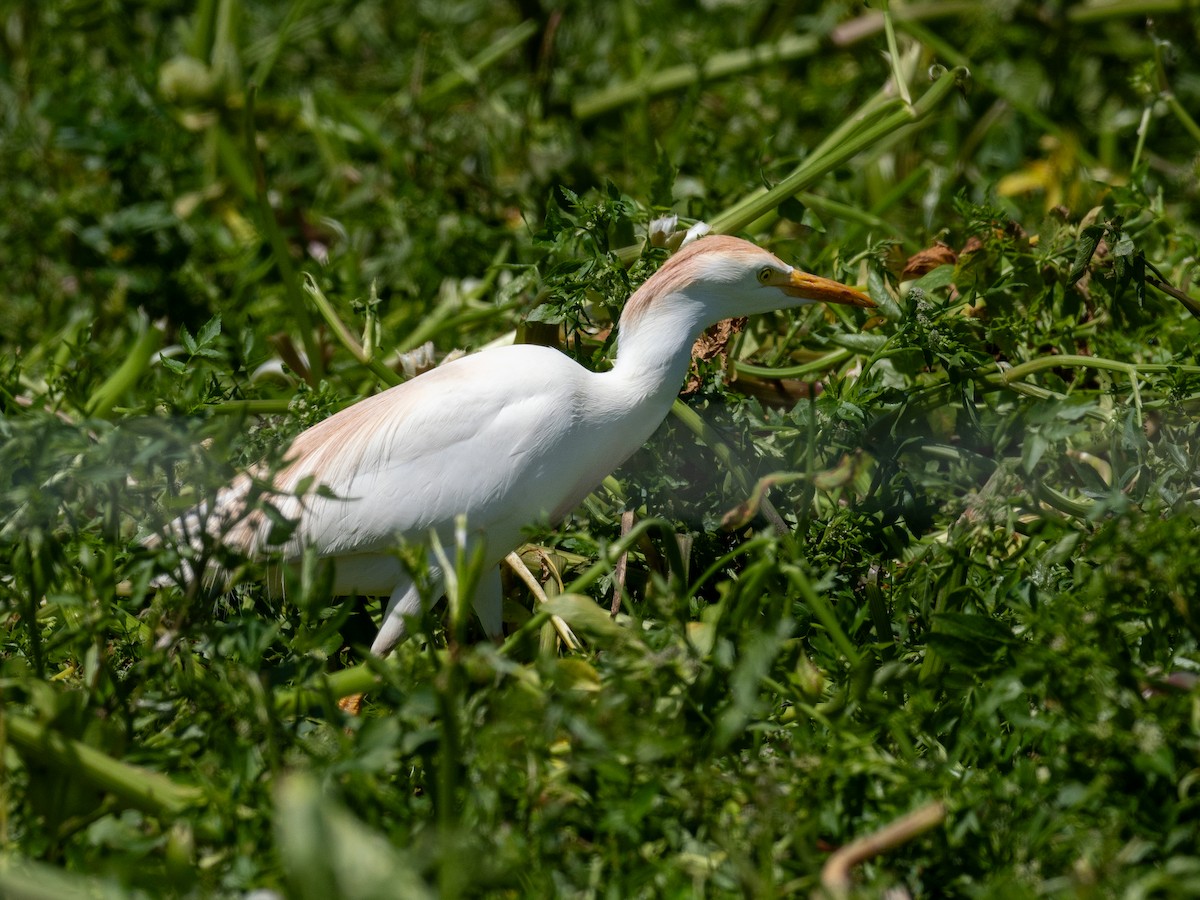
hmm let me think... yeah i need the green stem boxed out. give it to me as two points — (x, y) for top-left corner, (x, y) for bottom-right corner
(708, 66), (968, 236)
(573, 33), (820, 120)
(735, 348), (853, 380)
(5, 713), (204, 817)
(248, 0), (308, 89)
(0, 854), (132, 900)
(86, 313), (164, 418)
(795, 191), (901, 234)
(1032, 480), (1096, 518)
(880, 0), (913, 106)
(214, 125), (258, 202)
(897, 19), (1103, 170)
(420, 20), (539, 106)
(274, 663), (387, 716)
(989, 354), (1200, 386)
(435, 658), (463, 893)
(784, 563), (861, 665)
(304, 276), (401, 387)
(1164, 92), (1200, 148)
(1131, 105), (1152, 172)
(1066, 0), (1194, 23)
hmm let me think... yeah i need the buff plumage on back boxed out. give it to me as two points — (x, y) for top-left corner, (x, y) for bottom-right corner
(156, 385), (426, 569)
(160, 345), (576, 569)
(218, 376), (479, 557)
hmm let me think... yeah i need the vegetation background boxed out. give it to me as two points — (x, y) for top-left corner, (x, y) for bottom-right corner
(3, 0), (1200, 896)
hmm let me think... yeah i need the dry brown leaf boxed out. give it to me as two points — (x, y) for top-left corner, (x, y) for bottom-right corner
(901, 242), (957, 280)
(683, 316), (747, 394)
(960, 236), (985, 256)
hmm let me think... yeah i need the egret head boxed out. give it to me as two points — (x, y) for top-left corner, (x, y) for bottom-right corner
(622, 234), (872, 331)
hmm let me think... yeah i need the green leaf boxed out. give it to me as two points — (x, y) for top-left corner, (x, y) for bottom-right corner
(541, 593), (628, 640)
(777, 196), (807, 223)
(927, 612), (1017, 669)
(275, 776), (436, 900)
(1068, 223), (1105, 283)
(932, 611), (1017, 645)
(195, 314), (221, 349)
(178, 323), (196, 356)
(868, 265), (902, 320)
(911, 264), (956, 292)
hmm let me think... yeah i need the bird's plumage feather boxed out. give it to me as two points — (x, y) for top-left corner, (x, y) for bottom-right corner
(185, 344), (656, 594)
(155, 235), (870, 650)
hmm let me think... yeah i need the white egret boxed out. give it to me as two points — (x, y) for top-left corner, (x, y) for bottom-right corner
(160, 235), (871, 655)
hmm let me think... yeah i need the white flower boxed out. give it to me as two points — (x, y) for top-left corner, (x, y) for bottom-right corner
(646, 215), (712, 252)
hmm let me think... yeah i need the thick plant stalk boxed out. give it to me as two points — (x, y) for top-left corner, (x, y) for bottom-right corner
(504, 551), (582, 651)
(420, 20), (539, 106)
(708, 65), (968, 237)
(573, 3), (972, 121)
(85, 312), (165, 418)
(820, 800), (948, 899)
(573, 33), (821, 120)
(304, 276), (402, 387)
(274, 664), (387, 716)
(5, 713), (204, 817)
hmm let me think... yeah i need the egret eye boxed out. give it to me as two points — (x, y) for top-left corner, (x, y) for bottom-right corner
(757, 267), (774, 284)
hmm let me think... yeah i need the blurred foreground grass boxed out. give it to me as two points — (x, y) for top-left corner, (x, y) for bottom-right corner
(3, 1), (1200, 896)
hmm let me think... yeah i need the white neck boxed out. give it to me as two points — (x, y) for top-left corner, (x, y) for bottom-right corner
(604, 290), (709, 418)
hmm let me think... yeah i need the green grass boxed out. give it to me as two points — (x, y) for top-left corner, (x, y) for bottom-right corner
(3, 1), (1200, 896)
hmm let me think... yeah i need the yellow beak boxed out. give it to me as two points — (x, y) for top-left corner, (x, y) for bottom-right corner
(784, 270), (874, 308)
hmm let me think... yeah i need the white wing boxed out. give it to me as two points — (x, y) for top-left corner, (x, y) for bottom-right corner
(161, 342), (670, 596)
(210, 345), (623, 562)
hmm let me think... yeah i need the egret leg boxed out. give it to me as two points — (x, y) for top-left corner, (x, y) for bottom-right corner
(473, 566), (503, 640)
(371, 573), (440, 656)
(340, 577), (427, 717)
